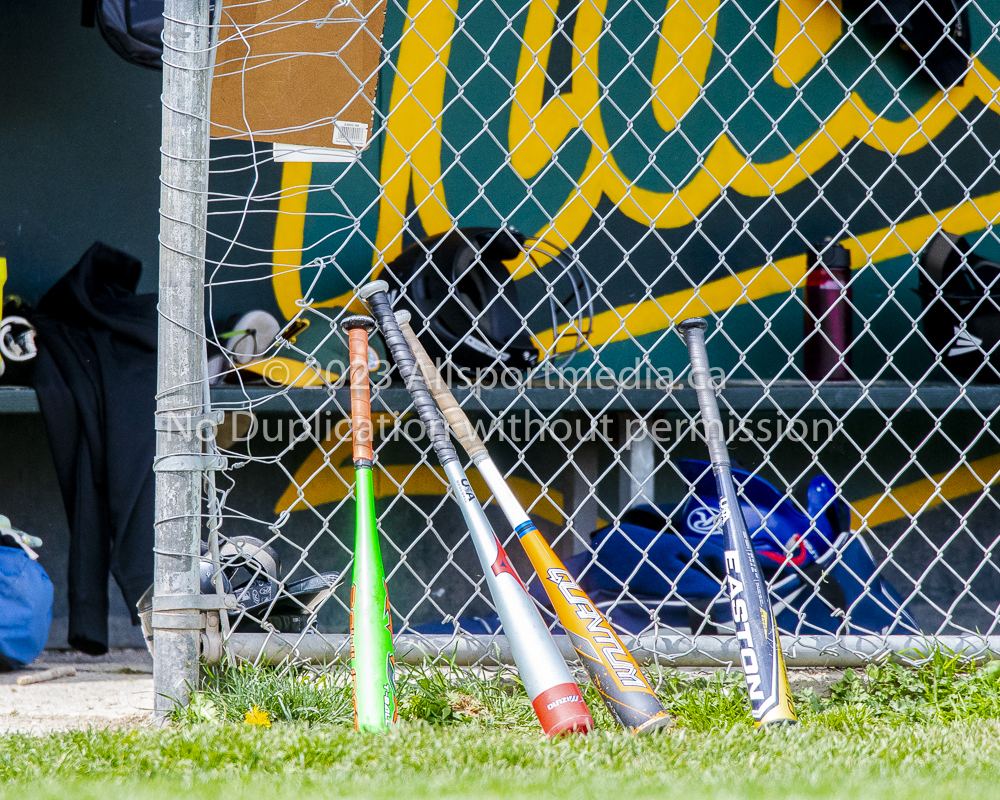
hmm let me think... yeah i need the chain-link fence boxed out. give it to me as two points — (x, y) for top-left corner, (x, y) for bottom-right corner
(153, 0), (1000, 710)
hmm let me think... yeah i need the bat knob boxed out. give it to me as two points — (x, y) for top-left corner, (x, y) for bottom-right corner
(340, 314), (377, 334)
(677, 317), (708, 339)
(358, 280), (389, 301)
(394, 310), (411, 325)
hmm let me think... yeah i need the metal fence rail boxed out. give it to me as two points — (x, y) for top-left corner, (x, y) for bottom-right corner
(218, 633), (1000, 668)
(156, 0), (1000, 703)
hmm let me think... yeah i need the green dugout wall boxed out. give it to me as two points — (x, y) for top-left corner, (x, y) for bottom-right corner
(208, 0), (1000, 380)
(194, 0), (1000, 650)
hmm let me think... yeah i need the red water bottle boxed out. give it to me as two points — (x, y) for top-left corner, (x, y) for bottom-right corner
(804, 239), (853, 381)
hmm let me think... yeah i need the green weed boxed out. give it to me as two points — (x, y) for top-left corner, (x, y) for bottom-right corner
(171, 648), (1000, 732)
(398, 663), (536, 729)
(800, 650), (1000, 727)
(172, 662), (354, 726)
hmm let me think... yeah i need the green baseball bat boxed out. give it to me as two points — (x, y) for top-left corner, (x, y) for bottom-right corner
(341, 314), (397, 732)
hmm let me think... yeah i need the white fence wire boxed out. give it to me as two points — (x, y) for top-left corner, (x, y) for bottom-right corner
(154, 0), (1000, 705)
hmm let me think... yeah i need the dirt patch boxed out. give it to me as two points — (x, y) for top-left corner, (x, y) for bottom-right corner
(0, 648), (153, 734)
(787, 668), (846, 696)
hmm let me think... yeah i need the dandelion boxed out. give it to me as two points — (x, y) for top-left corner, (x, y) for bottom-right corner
(244, 706), (271, 727)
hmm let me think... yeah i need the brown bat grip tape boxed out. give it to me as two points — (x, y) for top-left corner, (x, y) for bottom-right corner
(347, 328), (373, 462)
(399, 321), (488, 460)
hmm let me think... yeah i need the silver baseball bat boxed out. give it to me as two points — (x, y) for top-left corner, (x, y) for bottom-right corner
(678, 317), (796, 726)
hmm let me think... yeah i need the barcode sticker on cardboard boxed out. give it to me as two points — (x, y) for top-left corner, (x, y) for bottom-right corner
(332, 120), (368, 147)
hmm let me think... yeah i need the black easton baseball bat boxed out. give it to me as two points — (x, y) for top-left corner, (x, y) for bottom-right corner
(678, 318), (797, 726)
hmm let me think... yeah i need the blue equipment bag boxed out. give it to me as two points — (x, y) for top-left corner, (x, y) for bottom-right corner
(418, 460), (919, 637)
(545, 460), (919, 636)
(0, 547), (53, 669)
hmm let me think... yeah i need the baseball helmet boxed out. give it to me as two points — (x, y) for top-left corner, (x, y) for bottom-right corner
(137, 536), (341, 654)
(382, 227), (539, 370)
(918, 231), (1000, 383)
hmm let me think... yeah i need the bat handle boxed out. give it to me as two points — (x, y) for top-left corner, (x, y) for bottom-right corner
(340, 315), (377, 465)
(678, 318), (729, 468)
(395, 311), (489, 462)
(358, 281), (458, 465)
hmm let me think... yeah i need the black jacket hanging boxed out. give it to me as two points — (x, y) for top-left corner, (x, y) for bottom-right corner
(30, 243), (157, 656)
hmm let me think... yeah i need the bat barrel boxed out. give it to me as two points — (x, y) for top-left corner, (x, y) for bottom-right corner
(350, 468), (397, 732)
(438, 461), (592, 738)
(359, 283), (456, 465)
(678, 317), (729, 468)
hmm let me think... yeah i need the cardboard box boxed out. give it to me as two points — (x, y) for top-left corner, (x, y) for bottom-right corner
(211, 0), (386, 151)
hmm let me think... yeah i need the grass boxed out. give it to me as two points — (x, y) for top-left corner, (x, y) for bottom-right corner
(1, 649), (999, 799)
(1, 719), (999, 799)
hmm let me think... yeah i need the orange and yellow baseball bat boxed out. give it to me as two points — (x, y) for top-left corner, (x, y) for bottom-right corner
(396, 311), (672, 734)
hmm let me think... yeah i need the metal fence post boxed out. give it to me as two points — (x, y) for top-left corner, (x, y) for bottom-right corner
(154, 0), (212, 719)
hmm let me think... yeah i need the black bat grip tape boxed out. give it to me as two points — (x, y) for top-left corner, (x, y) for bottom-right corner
(679, 319), (730, 468)
(365, 289), (459, 466)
